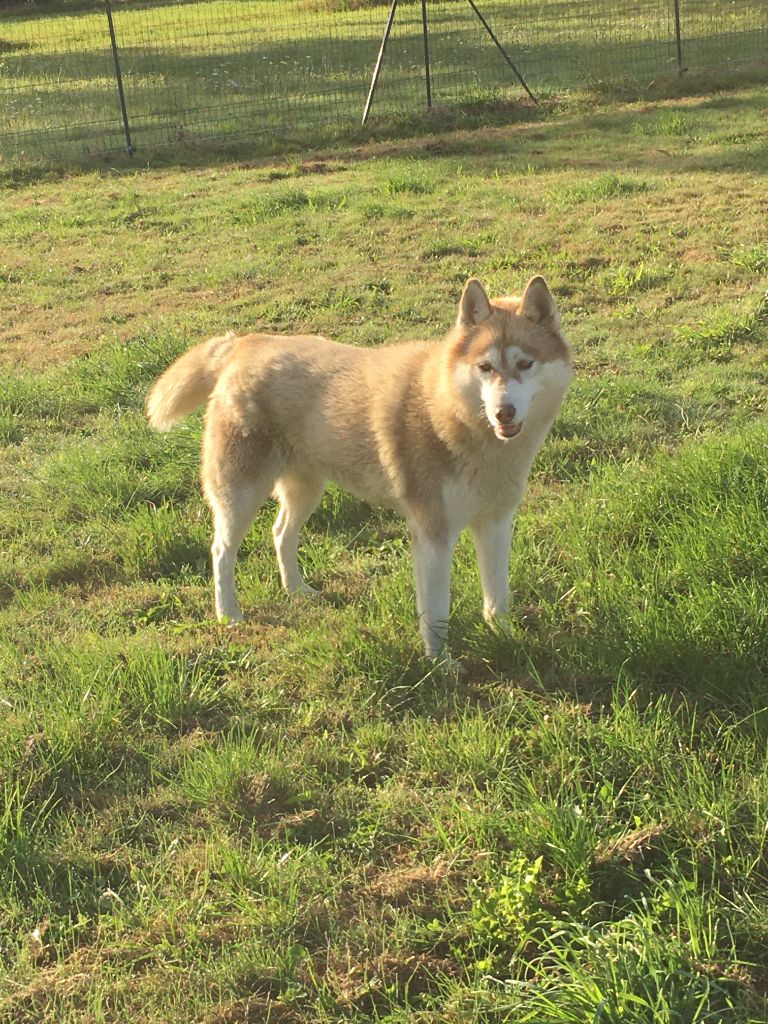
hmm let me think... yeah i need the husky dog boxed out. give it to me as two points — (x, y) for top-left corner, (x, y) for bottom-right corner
(146, 277), (571, 657)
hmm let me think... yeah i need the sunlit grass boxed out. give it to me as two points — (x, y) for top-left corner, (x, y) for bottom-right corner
(2, 0), (768, 159)
(1, 79), (767, 1021)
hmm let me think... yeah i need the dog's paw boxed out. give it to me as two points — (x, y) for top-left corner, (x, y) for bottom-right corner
(483, 604), (509, 624)
(217, 610), (244, 625)
(290, 581), (320, 598)
(430, 652), (467, 679)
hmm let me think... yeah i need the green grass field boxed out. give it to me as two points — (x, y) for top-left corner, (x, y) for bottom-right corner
(1, 0), (767, 159)
(2, 78), (768, 1021)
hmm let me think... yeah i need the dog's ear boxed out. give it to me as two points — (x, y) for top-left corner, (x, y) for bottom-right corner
(520, 276), (559, 324)
(457, 279), (492, 328)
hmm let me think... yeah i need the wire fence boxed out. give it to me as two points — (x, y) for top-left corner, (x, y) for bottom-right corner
(1, 0), (766, 161)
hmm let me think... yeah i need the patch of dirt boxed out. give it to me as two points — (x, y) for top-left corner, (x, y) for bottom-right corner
(0, 941), (157, 1017)
(366, 859), (449, 906)
(206, 998), (300, 1024)
(596, 823), (666, 868)
(329, 950), (458, 1013)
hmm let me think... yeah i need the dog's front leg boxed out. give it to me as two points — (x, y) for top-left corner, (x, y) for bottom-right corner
(470, 512), (515, 623)
(410, 526), (456, 657)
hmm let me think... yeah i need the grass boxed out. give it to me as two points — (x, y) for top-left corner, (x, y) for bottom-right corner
(1, 0), (767, 159)
(1, 79), (768, 1021)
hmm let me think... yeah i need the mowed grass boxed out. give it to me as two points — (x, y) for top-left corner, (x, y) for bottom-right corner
(2, 0), (767, 159)
(1, 84), (768, 1021)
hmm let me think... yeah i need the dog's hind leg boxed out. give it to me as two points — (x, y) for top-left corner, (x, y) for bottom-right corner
(209, 480), (271, 622)
(272, 474), (325, 594)
(203, 410), (278, 622)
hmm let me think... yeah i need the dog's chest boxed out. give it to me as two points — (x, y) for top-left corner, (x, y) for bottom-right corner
(442, 450), (528, 528)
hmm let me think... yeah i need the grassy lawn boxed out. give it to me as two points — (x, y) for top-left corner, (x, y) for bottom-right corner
(1, 0), (767, 158)
(1, 80), (768, 1021)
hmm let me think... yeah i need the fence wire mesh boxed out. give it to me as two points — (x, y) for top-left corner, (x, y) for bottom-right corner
(1, 1), (766, 161)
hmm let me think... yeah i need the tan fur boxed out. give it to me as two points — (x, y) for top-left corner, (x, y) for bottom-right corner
(146, 331), (241, 431)
(146, 277), (572, 657)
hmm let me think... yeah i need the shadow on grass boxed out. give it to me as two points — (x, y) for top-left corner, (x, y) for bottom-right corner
(5, 75), (768, 193)
(473, 618), (768, 715)
(4, 844), (137, 930)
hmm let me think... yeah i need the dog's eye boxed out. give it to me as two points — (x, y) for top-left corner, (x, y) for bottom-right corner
(477, 362), (494, 373)
(518, 358), (534, 371)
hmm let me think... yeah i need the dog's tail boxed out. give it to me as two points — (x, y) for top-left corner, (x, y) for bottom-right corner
(146, 331), (239, 431)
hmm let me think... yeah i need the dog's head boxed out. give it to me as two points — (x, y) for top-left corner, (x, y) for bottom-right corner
(448, 276), (572, 441)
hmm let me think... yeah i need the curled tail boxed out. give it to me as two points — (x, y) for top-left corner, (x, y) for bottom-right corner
(146, 331), (239, 431)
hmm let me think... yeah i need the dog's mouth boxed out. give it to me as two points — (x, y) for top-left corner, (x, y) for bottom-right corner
(494, 421), (523, 440)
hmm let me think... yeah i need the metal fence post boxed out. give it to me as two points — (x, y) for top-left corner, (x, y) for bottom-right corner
(421, 0), (432, 110)
(362, 0), (399, 125)
(464, 0), (537, 103)
(673, 0), (684, 75)
(105, 0), (135, 155)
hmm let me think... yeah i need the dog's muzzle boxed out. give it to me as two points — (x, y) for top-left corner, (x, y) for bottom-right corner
(494, 404), (522, 439)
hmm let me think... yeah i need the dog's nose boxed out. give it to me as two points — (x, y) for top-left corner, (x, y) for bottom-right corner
(495, 403), (517, 425)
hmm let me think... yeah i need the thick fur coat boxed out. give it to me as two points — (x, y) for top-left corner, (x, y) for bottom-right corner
(146, 277), (572, 656)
